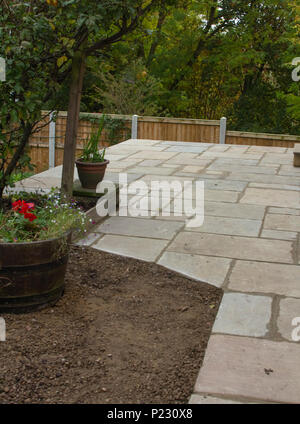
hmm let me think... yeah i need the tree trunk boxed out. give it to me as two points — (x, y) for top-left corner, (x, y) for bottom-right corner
(61, 48), (86, 198)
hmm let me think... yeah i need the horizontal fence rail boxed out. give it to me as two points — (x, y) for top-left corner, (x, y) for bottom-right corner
(28, 111), (300, 173)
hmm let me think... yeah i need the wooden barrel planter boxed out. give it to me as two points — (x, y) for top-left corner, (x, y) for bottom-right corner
(0, 232), (72, 313)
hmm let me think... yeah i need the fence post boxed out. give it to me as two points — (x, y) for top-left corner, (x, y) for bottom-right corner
(131, 114), (138, 139)
(219, 117), (227, 144)
(49, 111), (56, 168)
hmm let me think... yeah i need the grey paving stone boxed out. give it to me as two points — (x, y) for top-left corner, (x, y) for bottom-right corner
(167, 232), (293, 263)
(240, 188), (300, 209)
(260, 153), (293, 165)
(278, 298), (300, 342)
(93, 234), (168, 262)
(228, 261), (300, 297)
(268, 207), (300, 216)
(195, 334), (300, 404)
(212, 293), (272, 337)
(129, 151), (178, 160)
(261, 229), (297, 241)
(208, 163), (278, 175)
(198, 178), (247, 192)
(182, 165), (206, 174)
(95, 216), (183, 239)
(230, 173), (300, 185)
(264, 213), (300, 232)
(205, 190), (239, 203)
(279, 165), (300, 176)
(157, 252), (231, 287)
(249, 183), (300, 192)
(204, 202), (265, 220)
(186, 215), (261, 237)
(165, 145), (209, 153)
(212, 157), (259, 166)
(127, 166), (175, 176)
(138, 160), (163, 166)
(189, 394), (242, 404)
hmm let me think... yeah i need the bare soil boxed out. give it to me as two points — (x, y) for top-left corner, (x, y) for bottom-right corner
(0, 246), (222, 404)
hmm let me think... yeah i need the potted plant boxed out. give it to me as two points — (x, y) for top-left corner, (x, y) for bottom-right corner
(76, 115), (110, 189)
(0, 191), (87, 312)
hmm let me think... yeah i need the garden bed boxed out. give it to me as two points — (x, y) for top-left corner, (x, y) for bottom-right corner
(0, 246), (222, 404)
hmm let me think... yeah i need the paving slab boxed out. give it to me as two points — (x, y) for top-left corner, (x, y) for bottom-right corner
(212, 293), (272, 337)
(205, 189), (240, 203)
(198, 178), (247, 192)
(279, 165), (300, 176)
(260, 153), (293, 165)
(189, 394), (243, 404)
(228, 261), (300, 297)
(127, 166), (175, 175)
(212, 157), (259, 166)
(195, 334), (300, 403)
(165, 145), (209, 153)
(157, 252), (231, 288)
(260, 229), (297, 241)
(128, 150), (178, 160)
(204, 202), (265, 220)
(200, 152), (264, 160)
(240, 188), (300, 209)
(93, 234), (168, 262)
(208, 163), (278, 175)
(277, 298), (300, 341)
(264, 213), (300, 232)
(247, 146), (287, 153)
(95, 216), (183, 240)
(182, 165), (206, 174)
(75, 232), (102, 246)
(268, 207), (300, 216)
(249, 182), (300, 192)
(186, 215), (261, 237)
(167, 232), (294, 263)
(230, 173), (300, 185)
(138, 160), (163, 166)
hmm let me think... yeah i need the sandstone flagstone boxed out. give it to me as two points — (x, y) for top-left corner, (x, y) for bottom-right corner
(228, 261), (300, 297)
(195, 335), (300, 404)
(260, 229), (297, 241)
(204, 202), (265, 220)
(212, 293), (272, 337)
(95, 217), (183, 240)
(240, 188), (300, 208)
(189, 395), (243, 404)
(186, 215), (261, 237)
(277, 298), (300, 341)
(157, 251), (231, 287)
(93, 235), (168, 262)
(167, 232), (293, 263)
(264, 213), (300, 232)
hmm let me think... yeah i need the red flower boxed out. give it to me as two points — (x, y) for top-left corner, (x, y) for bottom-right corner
(12, 200), (22, 211)
(12, 200), (37, 221)
(24, 212), (37, 222)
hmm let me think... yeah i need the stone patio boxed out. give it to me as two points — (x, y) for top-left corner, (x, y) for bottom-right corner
(15, 139), (300, 404)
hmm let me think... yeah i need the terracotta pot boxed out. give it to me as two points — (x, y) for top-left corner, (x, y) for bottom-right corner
(75, 159), (110, 189)
(0, 232), (71, 313)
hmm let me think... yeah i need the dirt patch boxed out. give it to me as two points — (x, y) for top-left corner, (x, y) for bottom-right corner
(0, 246), (222, 404)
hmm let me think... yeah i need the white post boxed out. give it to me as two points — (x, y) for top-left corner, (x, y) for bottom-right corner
(131, 114), (138, 139)
(49, 111), (56, 168)
(219, 117), (227, 144)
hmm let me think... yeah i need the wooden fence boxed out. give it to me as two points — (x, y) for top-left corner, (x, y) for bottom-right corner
(28, 111), (300, 173)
